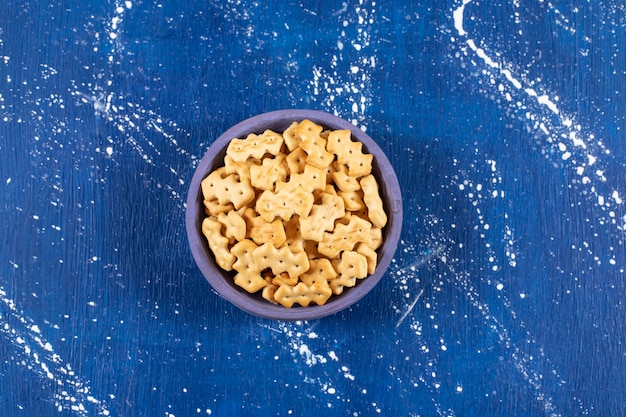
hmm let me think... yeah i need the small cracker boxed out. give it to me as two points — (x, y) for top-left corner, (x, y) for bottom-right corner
(234, 270), (267, 293)
(273, 282), (333, 308)
(355, 242), (378, 275)
(201, 166), (255, 210)
(242, 207), (287, 247)
(369, 227), (383, 250)
(326, 129), (373, 177)
(231, 239), (266, 293)
(226, 129), (284, 162)
(299, 192), (345, 242)
(318, 214), (374, 259)
(300, 258), (337, 286)
(255, 164), (324, 222)
(203, 198), (234, 217)
(217, 210), (247, 242)
(360, 174), (387, 228)
(283, 164), (327, 193)
(285, 147), (308, 174)
(332, 163), (361, 192)
(201, 217), (235, 271)
(337, 214), (382, 249)
(249, 152), (288, 191)
(338, 189), (366, 211)
(256, 185), (314, 222)
(329, 250), (368, 295)
(299, 126), (334, 169)
(272, 272), (298, 287)
(261, 274), (279, 304)
(223, 154), (254, 176)
(294, 119), (324, 142)
(252, 242), (310, 280)
(283, 215), (306, 253)
(282, 121), (301, 151)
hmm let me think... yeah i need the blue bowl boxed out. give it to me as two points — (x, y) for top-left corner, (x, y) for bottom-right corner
(186, 109), (402, 320)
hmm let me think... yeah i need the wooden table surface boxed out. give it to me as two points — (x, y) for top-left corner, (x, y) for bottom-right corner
(1, 1), (625, 416)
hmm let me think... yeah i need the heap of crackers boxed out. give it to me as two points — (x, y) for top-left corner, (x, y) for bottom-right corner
(200, 119), (387, 308)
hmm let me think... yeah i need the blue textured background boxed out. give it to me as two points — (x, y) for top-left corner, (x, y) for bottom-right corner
(1, 1), (625, 416)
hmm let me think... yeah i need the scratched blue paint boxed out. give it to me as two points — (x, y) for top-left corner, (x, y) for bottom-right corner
(0, 0), (625, 416)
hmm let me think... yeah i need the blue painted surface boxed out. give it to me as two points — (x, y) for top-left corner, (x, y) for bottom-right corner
(1, 1), (625, 416)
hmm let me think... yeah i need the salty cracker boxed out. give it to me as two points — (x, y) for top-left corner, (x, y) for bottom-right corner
(255, 164), (324, 222)
(217, 210), (246, 242)
(300, 131), (334, 169)
(226, 129), (284, 162)
(302, 138), (334, 169)
(203, 198), (233, 217)
(339, 214), (382, 250)
(202, 217), (235, 271)
(273, 282), (333, 308)
(231, 239), (266, 293)
(332, 163), (361, 192)
(318, 214), (375, 259)
(326, 129), (373, 177)
(286, 163), (327, 193)
(242, 208), (287, 247)
(360, 174), (388, 228)
(285, 146), (308, 174)
(295, 119), (333, 169)
(300, 258), (337, 286)
(299, 192), (345, 242)
(283, 215), (305, 253)
(338, 189), (366, 212)
(282, 121), (301, 151)
(294, 119), (324, 143)
(223, 153), (254, 176)
(249, 152), (288, 191)
(261, 274), (279, 304)
(329, 250), (368, 295)
(368, 226), (383, 250)
(272, 272), (298, 287)
(355, 242), (378, 275)
(201, 166), (255, 210)
(252, 242), (310, 280)
(256, 185), (314, 222)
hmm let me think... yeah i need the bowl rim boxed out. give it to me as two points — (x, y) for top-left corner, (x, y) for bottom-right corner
(185, 109), (403, 320)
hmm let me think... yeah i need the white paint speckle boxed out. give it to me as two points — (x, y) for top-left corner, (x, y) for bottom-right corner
(612, 190), (622, 204)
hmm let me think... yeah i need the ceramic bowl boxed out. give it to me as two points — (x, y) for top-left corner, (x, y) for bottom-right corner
(185, 109), (402, 320)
